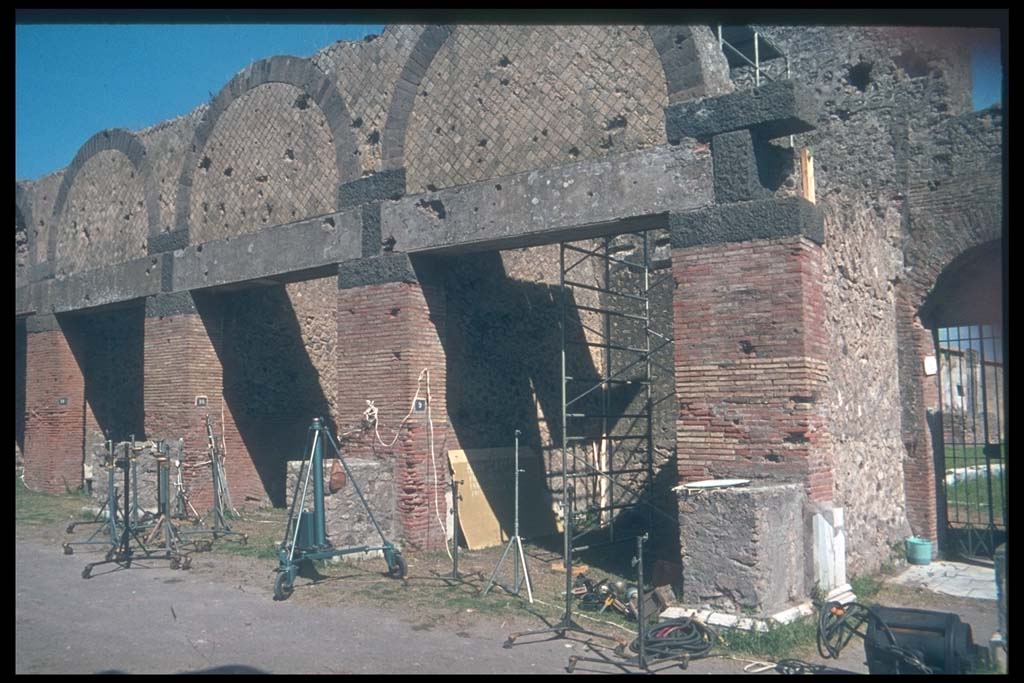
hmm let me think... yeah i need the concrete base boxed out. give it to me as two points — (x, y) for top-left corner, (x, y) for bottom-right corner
(678, 482), (805, 615)
(891, 561), (997, 601)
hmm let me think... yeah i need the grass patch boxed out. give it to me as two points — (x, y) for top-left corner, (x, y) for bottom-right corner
(15, 475), (93, 526)
(946, 472), (1005, 523)
(717, 616), (819, 660)
(850, 574), (884, 600)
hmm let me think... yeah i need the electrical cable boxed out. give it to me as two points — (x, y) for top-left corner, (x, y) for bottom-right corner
(816, 601), (933, 674)
(625, 617), (718, 661)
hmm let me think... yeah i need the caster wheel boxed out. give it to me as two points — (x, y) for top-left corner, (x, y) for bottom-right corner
(63, 543), (74, 555)
(181, 556), (192, 571)
(241, 535), (249, 546)
(105, 549), (117, 562)
(273, 572), (294, 601)
(170, 557), (180, 570)
(388, 554), (408, 580)
(66, 523), (76, 534)
(82, 566), (92, 579)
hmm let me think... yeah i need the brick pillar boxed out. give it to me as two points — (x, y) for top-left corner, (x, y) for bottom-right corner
(22, 314), (86, 493)
(896, 291), (941, 545)
(672, 235), (834, 502)
(143, 292), (257, 511)
(337, 255), (448, 551)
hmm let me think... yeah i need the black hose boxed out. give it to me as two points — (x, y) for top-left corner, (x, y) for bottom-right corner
(627, 617), (717, 660)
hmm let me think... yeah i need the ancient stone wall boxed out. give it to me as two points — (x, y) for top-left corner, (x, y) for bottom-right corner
(742, 25), (979, 573)
(136, 112), (202, 237)
(404, 25), (669, 193)
(311, 25), (423, 175)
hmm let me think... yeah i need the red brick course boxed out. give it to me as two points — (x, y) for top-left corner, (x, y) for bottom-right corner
(672, 236), (834, 501)
(337, 281), (449, 550)
(23, 327), (86, 493)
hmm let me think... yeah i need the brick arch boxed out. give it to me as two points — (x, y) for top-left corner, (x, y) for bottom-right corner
(896, 200), (1003, 546)
(171, 55), (360, 247)
(381, 25), (731, 174)
(48, 129), (158, 263)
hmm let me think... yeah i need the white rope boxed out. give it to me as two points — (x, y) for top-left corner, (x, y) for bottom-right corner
(362, 368), (451, 561)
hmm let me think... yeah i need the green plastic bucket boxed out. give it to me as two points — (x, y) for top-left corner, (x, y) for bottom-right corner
(906, 537), (933, 565)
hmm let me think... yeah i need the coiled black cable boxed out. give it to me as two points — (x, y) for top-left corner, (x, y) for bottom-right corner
(626, 617), (718, 660)
(816, 601), (932, 674)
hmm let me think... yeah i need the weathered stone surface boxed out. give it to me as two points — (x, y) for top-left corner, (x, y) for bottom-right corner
(337, 253), (418, 289)
(338, 169), (406, 209)
(669, 196), (823, 249)
(171, 210), (361, 292)
(49, 255), (163, 314)
(286, 458), (397, 558)
(711, 129), (765, 203)
(666, 80), (816, 142)
(382, 143), (712, 254)
(678, 483), (805, 615)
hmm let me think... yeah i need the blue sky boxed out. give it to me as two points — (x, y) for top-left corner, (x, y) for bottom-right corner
(15, 22), (1004, 181)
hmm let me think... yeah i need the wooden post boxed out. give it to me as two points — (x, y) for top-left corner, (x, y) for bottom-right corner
(800, 148), (816, 204)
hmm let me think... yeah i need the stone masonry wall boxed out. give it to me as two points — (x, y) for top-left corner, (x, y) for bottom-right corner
(137, 112), (202, 237)
(404, 25), (669, 193)
(740, 25), (980, 573)
(53, 150), (149, 277)
(189, 82), (341, 244)
(311, 25), (423, 176)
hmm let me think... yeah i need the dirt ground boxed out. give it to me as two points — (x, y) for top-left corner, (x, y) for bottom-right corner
(15, 487), (1002, 674)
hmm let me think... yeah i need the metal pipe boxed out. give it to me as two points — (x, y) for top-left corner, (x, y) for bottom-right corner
(312, 418), (327, 548)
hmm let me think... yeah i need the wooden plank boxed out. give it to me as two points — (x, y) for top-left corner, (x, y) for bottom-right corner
(800, 148), (816, 204)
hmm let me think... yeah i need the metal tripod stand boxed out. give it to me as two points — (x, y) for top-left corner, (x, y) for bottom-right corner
(64, 440), (121, 555)
(482, 429), (534, 602)
(503, 485), (622, 648)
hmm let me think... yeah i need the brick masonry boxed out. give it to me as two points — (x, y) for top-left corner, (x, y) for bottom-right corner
(22, 321), (86, 493)
(672, 236), (833, 502)
(336, 277), (449, 551)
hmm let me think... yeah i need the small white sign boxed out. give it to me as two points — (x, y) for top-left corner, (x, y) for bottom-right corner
(923, 356), (938, 376)
(195, 395), (208, 407)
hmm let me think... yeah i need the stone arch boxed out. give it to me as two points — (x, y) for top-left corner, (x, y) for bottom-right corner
(172, 55), (360, 244)
(380, 26), (454, 171)
(15, 182), (33, 267)
(48, 129), (158, 264)
(381, 24), (731, 174)
(645, 25), (734, 103)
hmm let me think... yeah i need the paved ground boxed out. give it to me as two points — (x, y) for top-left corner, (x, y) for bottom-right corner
(892, 561), (997, 601)
(16, 525), (1002, 675)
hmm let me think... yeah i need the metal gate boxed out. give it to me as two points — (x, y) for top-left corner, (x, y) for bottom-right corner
(934, 323), (1006, 559)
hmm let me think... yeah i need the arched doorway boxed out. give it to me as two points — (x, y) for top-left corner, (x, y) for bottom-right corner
(920, 240), (1005, 559)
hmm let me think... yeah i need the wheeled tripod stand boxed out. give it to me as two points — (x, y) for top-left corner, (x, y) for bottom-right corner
(63, 440), (121, 555)
(175, 419), (247, 549)
(80, 447), (192, 579)
(482, 429), (534, 603)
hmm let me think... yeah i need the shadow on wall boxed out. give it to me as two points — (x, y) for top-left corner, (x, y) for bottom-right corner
(196, 286), (336, 507)
(430, 251), (659, 564)
(60, 305), (146, 445)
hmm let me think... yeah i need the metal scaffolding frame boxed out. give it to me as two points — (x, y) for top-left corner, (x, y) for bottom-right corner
(559, 231), (673, 548)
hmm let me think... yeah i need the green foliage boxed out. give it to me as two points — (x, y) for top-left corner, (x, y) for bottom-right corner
(717, 617), (818, 660)
(849, 574), (883, 600)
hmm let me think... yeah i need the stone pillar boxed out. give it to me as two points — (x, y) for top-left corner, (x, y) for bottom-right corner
(143, 291), (254, 511)
(22, 313), (86, 493)
(337, 254), (448, 551)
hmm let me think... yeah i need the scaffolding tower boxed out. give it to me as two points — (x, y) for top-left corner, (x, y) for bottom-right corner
(559, 230), (673, 549)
